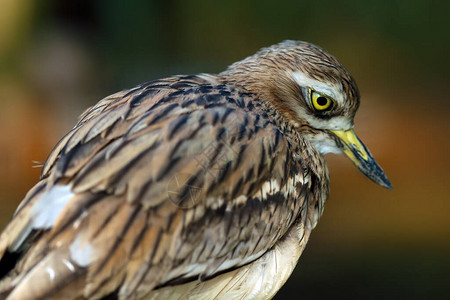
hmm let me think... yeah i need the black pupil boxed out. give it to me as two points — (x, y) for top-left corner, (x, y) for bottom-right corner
(317, 97), (328, 106)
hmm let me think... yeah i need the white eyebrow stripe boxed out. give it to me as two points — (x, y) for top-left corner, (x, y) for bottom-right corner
(290, 71), (345, 105)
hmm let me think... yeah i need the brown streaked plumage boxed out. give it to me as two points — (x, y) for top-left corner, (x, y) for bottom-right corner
(0, 40), (391, 300)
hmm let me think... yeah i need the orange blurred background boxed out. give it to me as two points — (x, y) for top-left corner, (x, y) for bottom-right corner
(0, 1), (449, 298)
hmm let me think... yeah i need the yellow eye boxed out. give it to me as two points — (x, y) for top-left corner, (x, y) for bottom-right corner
(310, 90), (333, 111)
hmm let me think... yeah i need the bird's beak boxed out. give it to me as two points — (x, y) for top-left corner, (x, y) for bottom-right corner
(331, 129), (392, 189)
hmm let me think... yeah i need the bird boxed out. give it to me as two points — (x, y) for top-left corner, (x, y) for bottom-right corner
(0, 40), (391, 300)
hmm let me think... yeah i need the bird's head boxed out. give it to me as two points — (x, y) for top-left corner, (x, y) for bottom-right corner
(220, 40), (392, 189)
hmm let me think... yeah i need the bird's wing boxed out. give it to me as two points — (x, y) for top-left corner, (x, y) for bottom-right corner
(0, 75), (310, 300)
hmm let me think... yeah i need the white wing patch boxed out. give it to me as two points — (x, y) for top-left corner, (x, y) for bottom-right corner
(69, 235), (93, 267)
(31, 185), (74, 229)
(45, 266), (56, 281)
(253, 176), (304, 201)
(62, 258), (76, 272)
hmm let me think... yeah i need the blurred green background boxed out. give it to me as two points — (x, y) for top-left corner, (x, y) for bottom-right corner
(0, 0), (449, 299)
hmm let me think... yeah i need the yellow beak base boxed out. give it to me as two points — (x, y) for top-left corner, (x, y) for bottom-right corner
(331, 129), (392, 189)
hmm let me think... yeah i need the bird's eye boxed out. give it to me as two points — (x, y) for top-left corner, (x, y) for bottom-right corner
(310, 90), (334, 112)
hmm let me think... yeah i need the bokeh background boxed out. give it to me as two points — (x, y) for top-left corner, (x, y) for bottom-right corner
(0, 0), (449, 299)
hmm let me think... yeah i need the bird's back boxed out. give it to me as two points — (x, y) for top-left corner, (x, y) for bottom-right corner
(0, 74), (324, 299)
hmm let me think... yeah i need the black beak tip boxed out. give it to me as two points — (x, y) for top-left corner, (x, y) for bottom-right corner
(359, 156), (393, 190)
(380, 177), (393, 190)
(371, 167), (393, 190)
